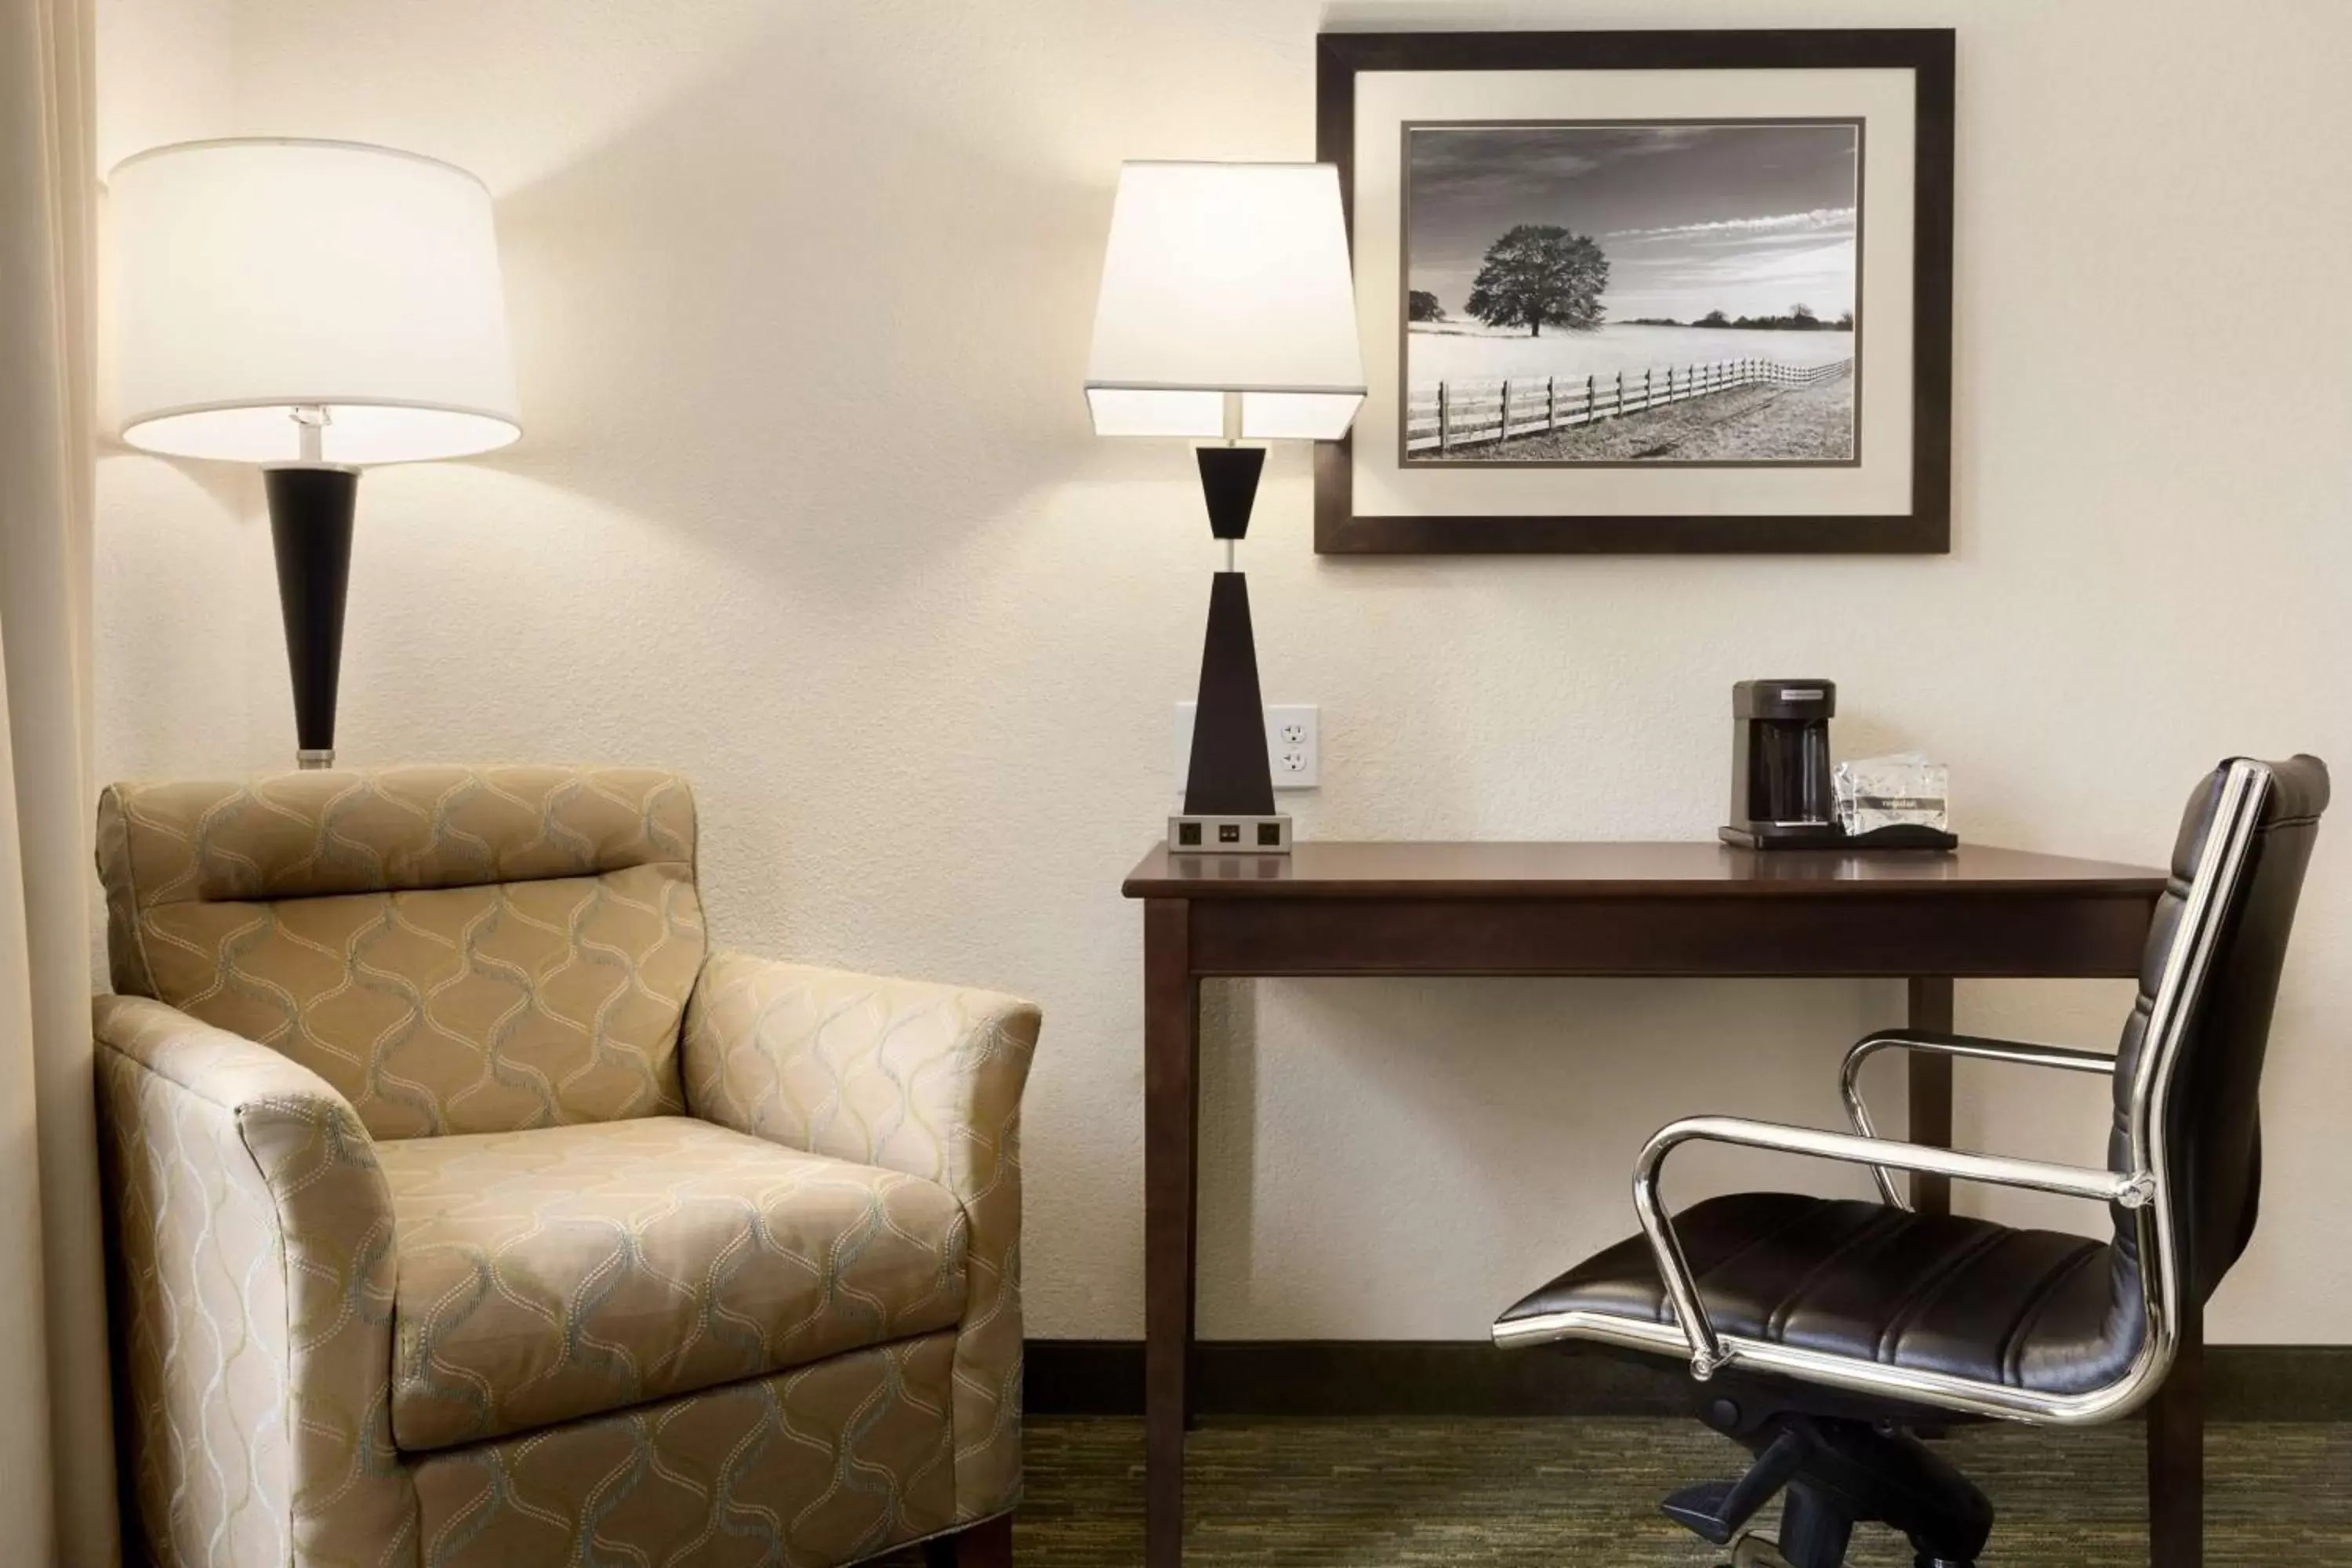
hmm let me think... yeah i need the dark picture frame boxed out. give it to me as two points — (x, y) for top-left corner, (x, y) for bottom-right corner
(1314, 30), (1955, 554)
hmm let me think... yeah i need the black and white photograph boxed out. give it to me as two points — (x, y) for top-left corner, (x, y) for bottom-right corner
(1402, 122), (1862, 466)
(1319, 29), (1951, 553)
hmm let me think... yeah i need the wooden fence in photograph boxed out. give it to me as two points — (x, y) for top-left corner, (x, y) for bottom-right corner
(1405, 355), (1854, 455)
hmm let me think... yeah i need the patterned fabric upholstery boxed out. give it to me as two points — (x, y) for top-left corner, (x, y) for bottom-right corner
(379, 1116), (968, 1451)
(684, 953), (1042, 1526)
(96, 764), (706, 1139)
(95, 993), (417, 1568)
(94, 764), (1041, 1568)
(408, 1334), (958, 1568)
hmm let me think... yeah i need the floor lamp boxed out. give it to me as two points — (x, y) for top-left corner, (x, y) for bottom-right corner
(111, 138), (521, 768)
(1083, 161), (1366, 853)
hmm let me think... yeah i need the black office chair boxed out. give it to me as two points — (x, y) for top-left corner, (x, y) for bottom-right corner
(1494, 756), (2328, 1568)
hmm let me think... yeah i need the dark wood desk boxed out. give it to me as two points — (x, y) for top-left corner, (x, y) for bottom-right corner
(1121, 841), (2169, 1568)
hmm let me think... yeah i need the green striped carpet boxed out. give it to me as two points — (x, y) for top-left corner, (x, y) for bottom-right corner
(884, 1417), (2352, 1565)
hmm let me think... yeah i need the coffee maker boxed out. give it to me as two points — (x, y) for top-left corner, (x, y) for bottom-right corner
(1719, 679), (1956, 850)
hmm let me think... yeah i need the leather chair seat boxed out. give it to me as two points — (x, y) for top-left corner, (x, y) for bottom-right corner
(1498, 1192), (2139, 1396)
(379, 1116), (970, 1451)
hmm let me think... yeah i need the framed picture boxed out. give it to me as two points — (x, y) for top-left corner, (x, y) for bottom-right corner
(1314, 30), (1955, 554)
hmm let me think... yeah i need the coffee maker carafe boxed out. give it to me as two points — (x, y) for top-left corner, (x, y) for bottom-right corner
(1730, 679), (1835, 841)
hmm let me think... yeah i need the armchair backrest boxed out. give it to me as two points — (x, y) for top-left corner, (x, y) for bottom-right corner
(2108, 754), (2328, 1316)
(97, 764), (707, 1140)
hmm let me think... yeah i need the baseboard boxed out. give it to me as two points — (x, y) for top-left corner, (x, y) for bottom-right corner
(1025, 1340), (2352, 1422)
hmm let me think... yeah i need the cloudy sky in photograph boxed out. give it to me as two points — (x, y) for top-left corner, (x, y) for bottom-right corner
(1406, 123), (1859, 324)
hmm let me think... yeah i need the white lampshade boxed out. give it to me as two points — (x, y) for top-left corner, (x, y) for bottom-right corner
(110, 138), (521, 465)
(1084, 162), (1365, 441)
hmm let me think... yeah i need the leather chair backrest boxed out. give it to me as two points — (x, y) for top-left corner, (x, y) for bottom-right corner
(98, 764), (707, 1140)
(2106, 755), (2328, 1317)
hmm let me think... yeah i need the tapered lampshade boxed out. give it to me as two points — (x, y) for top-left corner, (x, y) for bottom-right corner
(110, 138), (520, 465)
(1084, 161), (1366, 441)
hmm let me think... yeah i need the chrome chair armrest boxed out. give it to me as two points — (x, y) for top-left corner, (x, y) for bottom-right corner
(1633, 1113), (2151, 1381)
(1841, 1030), (2119, 1209)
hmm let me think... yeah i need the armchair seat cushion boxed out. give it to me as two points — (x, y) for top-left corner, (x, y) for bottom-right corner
(1498, 1192), (2140, 1396)
(380, 1116), (969, 1452)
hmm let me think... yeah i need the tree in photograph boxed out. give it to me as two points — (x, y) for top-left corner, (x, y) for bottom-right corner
(1697, 308), (1729, 327)
(1790, 302), (1818, 327)
(1835, 308), (1855, 331)
(1463, 224), (1609, 336)
(1407, 289), (1446, 322)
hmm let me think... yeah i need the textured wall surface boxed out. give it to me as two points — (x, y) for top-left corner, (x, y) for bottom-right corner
(95, 0), (2352, 1342)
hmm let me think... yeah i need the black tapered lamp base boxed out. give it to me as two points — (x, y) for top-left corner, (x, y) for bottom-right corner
(1169, 445), (1289, 855)
(263, 466), (358, 770)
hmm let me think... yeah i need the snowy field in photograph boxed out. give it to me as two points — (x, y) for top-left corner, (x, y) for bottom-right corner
(1406, 321), (1856, 389)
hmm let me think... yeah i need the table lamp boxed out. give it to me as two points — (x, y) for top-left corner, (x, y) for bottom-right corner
(110, 137), (521, 768)
(1084, 161), (1365, 853)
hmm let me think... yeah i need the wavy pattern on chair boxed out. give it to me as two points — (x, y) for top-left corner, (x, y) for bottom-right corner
(98, 766), (708, 1140)
(96, 994), (418, 1568)
(379, 1117), (969, 1451)
(683, 954), (1041, 1525)
(100, 763), (697, 907)
(408, 1334), (960, 1568)
(94, 766), (1044, 1566)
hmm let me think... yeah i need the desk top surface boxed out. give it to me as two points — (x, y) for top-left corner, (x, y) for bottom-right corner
(1122, 840), (2169, 900)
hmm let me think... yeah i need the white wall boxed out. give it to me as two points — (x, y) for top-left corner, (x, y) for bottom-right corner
(96, 0), (2352, 1344)
(93, 0), (265, 782)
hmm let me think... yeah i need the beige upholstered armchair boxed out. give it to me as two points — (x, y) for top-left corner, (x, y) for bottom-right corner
(91, 764), (1037, 1568)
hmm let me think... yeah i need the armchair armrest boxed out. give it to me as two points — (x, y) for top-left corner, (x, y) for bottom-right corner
(1840, 1029), (2119, 1208)
(681, 949), (1041, 1197)
(1634, 1113), (2151, 1381)
(681, 949), (1042, 1523)
(93, 994), (413, 1567)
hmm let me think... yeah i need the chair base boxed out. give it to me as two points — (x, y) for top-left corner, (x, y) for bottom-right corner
(1666, 1400), (1991, 1568)
(922, 1512), (1013, 1567)
(1718, 1533), (1973, 1568)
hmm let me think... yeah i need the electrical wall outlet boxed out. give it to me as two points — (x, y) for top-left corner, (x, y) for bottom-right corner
(1173, 702), (1319, 790)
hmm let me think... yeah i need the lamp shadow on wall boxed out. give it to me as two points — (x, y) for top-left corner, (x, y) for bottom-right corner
(96, 449), (255, 519)
(406, 8), (1181, 1293)
(477, 11), (1105, 609)
(92, 452), (277, 775)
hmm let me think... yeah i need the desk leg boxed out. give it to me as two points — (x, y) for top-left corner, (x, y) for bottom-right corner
(1144, 899), (1199, 1568)
(1907, 977), (1955, 1216)
(2149, 1293), (2205, 1567)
